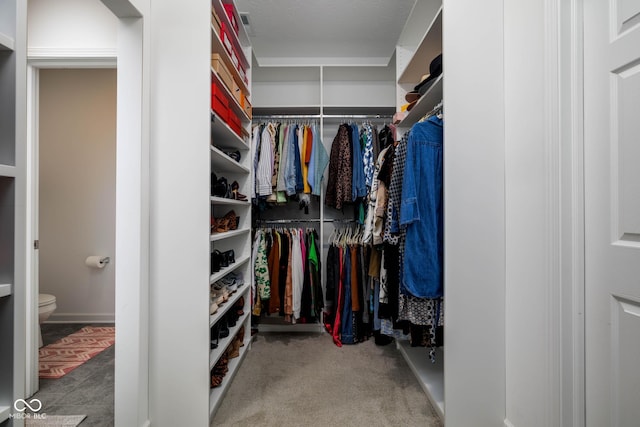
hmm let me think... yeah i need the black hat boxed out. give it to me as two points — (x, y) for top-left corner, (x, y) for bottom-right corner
(415, 53), (442, 95)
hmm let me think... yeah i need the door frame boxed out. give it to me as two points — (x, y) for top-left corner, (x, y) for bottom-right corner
(24, 2), (150, 426)
(25, 57), (117, 396)
(559, 0), (586, 425)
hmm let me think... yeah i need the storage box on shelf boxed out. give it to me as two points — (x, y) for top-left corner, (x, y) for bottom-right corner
(211, 0), (250, 86)
(212, 53), (234, 92)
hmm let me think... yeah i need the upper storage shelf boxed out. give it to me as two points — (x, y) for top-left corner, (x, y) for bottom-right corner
(0, 32), (14, 51)
(397, 3), (442, 85)
(211, 0), (250, 71)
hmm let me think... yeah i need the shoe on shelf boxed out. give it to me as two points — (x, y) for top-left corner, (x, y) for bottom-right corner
(210, 301), (219, 315)
(219, 318), (230, 338)
(230, 181), (248, 201)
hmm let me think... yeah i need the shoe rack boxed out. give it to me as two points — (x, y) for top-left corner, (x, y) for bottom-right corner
(209, 0), (253, 420)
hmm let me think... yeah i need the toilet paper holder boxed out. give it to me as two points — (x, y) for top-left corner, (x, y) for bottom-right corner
(100, 257), (110, 264)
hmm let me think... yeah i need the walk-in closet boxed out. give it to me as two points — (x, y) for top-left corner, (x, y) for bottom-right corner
(209, 0), (446, 423)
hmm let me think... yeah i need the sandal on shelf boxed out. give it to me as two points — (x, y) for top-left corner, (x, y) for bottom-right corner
(221, 210), (239, 231)
(230, 181), (248, 201)
(210, 374), (224, 388)
(237, 325), (245, 347)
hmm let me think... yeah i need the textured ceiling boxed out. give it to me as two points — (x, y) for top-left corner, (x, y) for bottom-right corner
(235, 0), (416, 66)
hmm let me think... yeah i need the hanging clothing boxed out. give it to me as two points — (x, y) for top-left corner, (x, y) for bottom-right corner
(325, 124), (353, 209)
(400, 115), (444, 298)
(350, 124), (367, 201)
(308, 124), (329, 196)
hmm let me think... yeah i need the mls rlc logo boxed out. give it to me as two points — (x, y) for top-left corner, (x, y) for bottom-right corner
(14, 398), (42, 412)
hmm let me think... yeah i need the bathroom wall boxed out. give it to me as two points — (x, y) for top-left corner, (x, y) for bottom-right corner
(39, 68), (116, 322)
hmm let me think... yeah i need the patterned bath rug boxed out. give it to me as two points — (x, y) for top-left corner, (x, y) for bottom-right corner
(39, 326), (115, 379)
(25, 414), (86, 426)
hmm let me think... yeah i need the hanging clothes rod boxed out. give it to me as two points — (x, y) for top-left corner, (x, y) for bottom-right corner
(252, 114), (393, 120)
(255, 218), (321, 224)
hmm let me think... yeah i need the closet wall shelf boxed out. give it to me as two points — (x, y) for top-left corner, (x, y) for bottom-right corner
(398, 75), (443, 128)
(397, 6), (442, 84)
(211, 70), (250, 124)
(209, 284), (249, 328)
(210, 196), (250, 206)
(0, 32), (14, 51)
(211, 24), (250, 96)
(210, 146), (250, 174)
(209, 309), (250, 370)
(0, 165), (16, 177)
(211, 0), (250, 70)
(211, 112), (249, 150)
(0, 284), (11, 298)
(209, 254), (250, 286)
(210, 228), (250, 242)
(209, 329), (251, 419)
(0, 405), (10, 423)
(397, 341), (444, 420)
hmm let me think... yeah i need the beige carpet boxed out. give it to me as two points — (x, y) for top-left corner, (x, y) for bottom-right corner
(211, 332), (442, 427)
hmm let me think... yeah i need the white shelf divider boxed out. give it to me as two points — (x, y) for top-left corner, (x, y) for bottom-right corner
(397, 6), (443, 85)
(209, 283), (249, 328)
(210, 227), (250, 243)
(210, 196), (250, 206)
(397, 340), (444, 420)
(0, 165), (16, 178)
(0, 405), (11, 423)
(0, 32), (14, 51)
(210, 146), (250, 174)
(209, 254), (250, 285)
(398, 75), (443, 127)
(0, 283), (11, 298)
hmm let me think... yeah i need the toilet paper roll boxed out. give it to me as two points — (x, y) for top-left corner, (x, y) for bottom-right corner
(85, 256), (108, 269)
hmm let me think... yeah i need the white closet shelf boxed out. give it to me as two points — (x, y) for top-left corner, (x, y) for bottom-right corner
(210, 227), (250, 242)
(0, 165), (16, 178)
(0, 284), (11, 298)
(210, 254), (250, 286)
(398, 75), (443, 127)
(211, 70), (251, 125)
(211, 0), (250, 70)
(210, 196), (250, 206)
(397, 6), (442, 85)
(210, 146), (250, 174)
(0, 32), (14, 51)
(0, 405), (10, 423)
(209, 283), (249, 327)
(211, 112), (249, 150)
(211, 24), (250, 96)
(209, 328), (251, 419)
(397, 340), (444, 420)
(209, 310), (251, 370)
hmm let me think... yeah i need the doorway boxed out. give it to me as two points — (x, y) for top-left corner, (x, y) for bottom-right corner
(31, 67), (117, 422)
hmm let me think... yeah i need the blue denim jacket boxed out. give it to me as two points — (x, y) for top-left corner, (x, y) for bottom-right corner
(400, 115), (444, 298)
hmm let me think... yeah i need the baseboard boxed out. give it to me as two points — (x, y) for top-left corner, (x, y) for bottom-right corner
(46, 313), (115, 323)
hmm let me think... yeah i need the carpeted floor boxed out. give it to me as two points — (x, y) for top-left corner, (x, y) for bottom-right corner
(211, 332), (443, 427)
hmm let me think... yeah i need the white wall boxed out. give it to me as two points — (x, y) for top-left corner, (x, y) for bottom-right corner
(39, 68), (116, 322)
(443, 0), (506, 425)
(27, 0), (117, 57)
(148, 1), (212, 425)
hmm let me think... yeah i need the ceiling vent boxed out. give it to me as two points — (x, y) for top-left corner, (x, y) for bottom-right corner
(239, 12), (255, 36)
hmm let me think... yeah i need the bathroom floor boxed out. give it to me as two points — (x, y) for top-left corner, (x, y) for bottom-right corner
(33, 323), (115, 427)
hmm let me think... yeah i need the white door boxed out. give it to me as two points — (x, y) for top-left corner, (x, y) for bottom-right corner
(584, 0), (640, 426)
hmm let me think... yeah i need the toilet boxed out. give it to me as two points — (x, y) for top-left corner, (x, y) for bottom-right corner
(38, 293), (57, 348)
